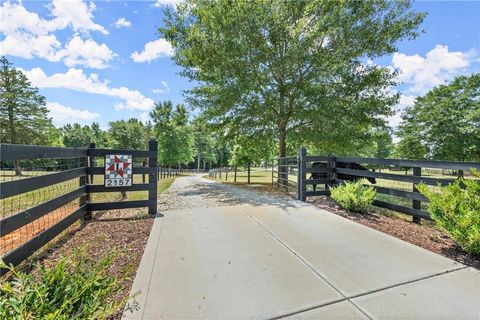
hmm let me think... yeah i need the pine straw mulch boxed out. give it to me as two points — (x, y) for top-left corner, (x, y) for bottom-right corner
(22, 208), (154, 319)
(307, 196), (480, 270)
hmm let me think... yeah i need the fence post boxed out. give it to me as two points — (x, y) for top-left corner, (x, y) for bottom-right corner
(148, 139), (158, 216)
(234, 166), (237, 182)
(327, 155), (337, 193)
(247, 162), (251, 184)
(83, 142), (95, 220)
(298, 147), (307, 201)
(142, 159), (146, 183)
(331, 156), (337, 187)
(88, 142), (95, 185)
(412, 166), (421, 224)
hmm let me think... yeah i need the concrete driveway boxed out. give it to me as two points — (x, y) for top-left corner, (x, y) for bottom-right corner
(123, 179), (479, 319)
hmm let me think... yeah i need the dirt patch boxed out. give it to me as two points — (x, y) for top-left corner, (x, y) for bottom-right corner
(27, 208), (154, 319)
(308, 196), (480, 270)
(1, 203), (79, 255)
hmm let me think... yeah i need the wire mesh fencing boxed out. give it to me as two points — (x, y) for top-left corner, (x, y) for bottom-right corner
(0, 158), (85, 256)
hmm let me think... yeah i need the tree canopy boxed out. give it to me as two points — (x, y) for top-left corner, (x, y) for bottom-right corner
(397, 74), (480, 161)
(108, 119), (148, 150)
(161, 0), (425, 158)
(150, 101), (195, 166)
(0, 57), (58, 146)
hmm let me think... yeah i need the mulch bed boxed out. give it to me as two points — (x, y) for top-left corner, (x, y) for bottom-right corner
(27, 208), (154, 319)
(308, 196), (480, 270)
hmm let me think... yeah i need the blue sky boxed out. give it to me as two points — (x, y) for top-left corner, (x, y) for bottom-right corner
(1, 0), (479, 129)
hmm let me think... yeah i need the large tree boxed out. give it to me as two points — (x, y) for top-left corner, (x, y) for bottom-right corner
(0, 57), (58, 174)
(161, 0), (425, 158)
(397, 74), (480, 161)
(192, 117), (217, 171)
(108, 119), (147, 150)
(0, 57), (57, 146)
(61, 122), (111, 148)
(150, 101), (195, 166)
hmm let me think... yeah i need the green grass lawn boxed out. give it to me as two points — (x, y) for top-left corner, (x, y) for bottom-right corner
(209, 168), (298, 186)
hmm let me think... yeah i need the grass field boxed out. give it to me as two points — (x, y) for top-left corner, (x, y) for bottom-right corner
(210, 167), (298, 185)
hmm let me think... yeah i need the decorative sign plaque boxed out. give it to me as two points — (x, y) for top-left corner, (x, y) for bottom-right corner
(105, 154), (132, 187)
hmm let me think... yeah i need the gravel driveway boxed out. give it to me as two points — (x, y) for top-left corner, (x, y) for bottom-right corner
(157, 174), (304, 212)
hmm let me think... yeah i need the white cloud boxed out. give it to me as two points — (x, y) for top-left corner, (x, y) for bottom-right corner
(139, 112), (151, 123)
(0, 1), (112, 68)
(114, 17), (132, 28)
(0, 0), (107, 36)
(386, 94), (417, 130)
(58, 36), (116, 69)
(392, 45), (476, 94)
(46, 102), (99, 126)
(154, 0), (183, 7)
(0, 1), (58, 36)
(152, 81), (170, 93)
(49, 0), (108, 35)
(21, 67), (155, 111)
(131, 39), (173, 63)
(0, 34), (61, 61)
(398, 94), (416, 109)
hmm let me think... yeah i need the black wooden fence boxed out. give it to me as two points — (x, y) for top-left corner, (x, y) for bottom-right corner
(277, 147), (480, 223)
(0, 140), (158, 274)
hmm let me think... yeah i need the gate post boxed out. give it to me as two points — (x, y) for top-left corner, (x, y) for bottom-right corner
(298, 147), (307, 201)
(148, 139), (158, 216)
(412, 166), (422, 224)
(327, 155), (337, 194)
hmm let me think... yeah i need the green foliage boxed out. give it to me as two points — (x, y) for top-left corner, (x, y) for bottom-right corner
(417, 170), (480, 254)
(61, 122), (109, 148)
(330, 180), (377, 212)
(394, 135), (428, 160)
(192, 117), (217, 169)
(397, 74), (480, 161)
(0, 252), (122, 319)
(108, 118), (147, 150)
(161, 0), (424, 157)
(372, 128), (394, 159)
(151, 101), (195, 166)
(0, 56), (58, 146)
(229, 134), (276, 166)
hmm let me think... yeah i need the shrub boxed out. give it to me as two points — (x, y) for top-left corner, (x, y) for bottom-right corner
(330, 179), (377, 212)
(0, 251), (122, 319)
(417, 170), (480, 254)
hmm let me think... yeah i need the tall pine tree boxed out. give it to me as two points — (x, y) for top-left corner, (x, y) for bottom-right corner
(0, 57), (57, 175)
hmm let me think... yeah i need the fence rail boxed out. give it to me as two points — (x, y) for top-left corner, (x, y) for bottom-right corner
(0, 141), (159, 274)
(278, 148), (480, 223)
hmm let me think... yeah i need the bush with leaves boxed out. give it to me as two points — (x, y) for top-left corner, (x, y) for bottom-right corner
(0, 251), (122, 319)
(417, 170), (480, 254)
(330, 179), (377, 213)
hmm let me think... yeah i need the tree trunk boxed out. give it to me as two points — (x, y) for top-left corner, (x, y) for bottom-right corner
(197, 154), (201, 173)
(7, 99), (22, 176)
(278, 125), (287, 187)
